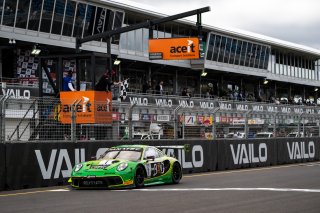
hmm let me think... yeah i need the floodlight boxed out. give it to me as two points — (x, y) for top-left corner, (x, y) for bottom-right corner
(114, 59), (121, 65)
(31, 45), (41, 55)
(201, 70), (207, 77)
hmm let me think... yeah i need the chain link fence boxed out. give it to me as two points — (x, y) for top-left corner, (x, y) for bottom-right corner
(1, 95), (320, 142)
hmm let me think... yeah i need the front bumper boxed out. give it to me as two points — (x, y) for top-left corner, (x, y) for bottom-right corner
(70, 176), (133, 189)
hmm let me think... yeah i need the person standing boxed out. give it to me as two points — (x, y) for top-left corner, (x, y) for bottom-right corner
(155, 80), (164, 95)
(142, 81), (151, 93)
(63, 71), (76, 91)
(95, 71), (120, 91)
(181, 88), (187, 96)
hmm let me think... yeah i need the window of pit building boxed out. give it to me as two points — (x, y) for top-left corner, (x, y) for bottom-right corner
(72, 2), (87, 38)
(212, 35), (221, 62)
(1, 0), (17, 27)
(51, 0), (68, 35)
(15, 0), (30, 29)
(61, 0), (76, 37)
(39, 0), (54, 33)
(206, 33), (214, 60)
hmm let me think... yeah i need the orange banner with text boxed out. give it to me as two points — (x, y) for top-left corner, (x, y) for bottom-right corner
(60, 91), (112, 124)
(149, 37), (199, 60)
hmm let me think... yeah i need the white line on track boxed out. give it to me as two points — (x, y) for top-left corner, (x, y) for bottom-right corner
(120, 188), (320, 193)
(49, 189), (70, 192)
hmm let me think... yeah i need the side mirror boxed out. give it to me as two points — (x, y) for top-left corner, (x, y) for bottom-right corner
(91, 156), (96, 160)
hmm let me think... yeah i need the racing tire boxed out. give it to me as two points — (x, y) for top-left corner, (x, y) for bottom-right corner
(172, 162), (182, 184)
(134, 165), (145, 188)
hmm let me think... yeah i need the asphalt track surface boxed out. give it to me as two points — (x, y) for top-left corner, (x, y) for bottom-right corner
(1, 162), (320, 213)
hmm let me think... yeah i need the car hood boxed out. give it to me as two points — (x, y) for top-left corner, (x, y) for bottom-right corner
(85, 159), (126, 169)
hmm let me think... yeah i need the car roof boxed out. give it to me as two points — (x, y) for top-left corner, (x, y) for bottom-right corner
(112, 145), (149, 149)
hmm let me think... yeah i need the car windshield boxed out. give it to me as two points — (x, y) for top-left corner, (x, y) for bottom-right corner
(287, 133), (297, 137)
(100, 148), (143, 162)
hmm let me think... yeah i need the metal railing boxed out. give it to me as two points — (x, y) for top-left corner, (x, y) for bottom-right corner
(1, 95), (320, 143)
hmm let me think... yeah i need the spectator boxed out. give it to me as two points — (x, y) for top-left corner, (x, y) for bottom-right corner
(238, 89), (245, 101)
(181, 88), (187, 96)
(63, 71), (76, 91)
(186, 88), (192, 98)
(142, 81), (151, 93)
(155, 80), (164, 95)
(288, 96), (294, 104)
(206, 87), (214, 99)
(269, 95), (276, 103)
(182, 88), (192, 98)
(95, 71), (120, 91)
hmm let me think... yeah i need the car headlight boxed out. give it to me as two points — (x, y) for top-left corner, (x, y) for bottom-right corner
(117, 162), (128, 171)
(74, 164), (83, 172)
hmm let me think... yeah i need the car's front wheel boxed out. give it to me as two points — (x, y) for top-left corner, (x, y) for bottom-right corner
(134, 165), (145, 188)
(172, 162), (182, 184)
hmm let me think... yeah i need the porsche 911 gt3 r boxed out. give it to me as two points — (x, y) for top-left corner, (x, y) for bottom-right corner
(69, 145), (183, 189)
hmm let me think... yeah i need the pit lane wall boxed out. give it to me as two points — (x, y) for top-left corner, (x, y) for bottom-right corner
(2, 138), (320, 190)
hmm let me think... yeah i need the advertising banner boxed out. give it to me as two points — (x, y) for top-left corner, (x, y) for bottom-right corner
(60, 91), (112, 124)
(5, 142), (75, 190)
(122, 94), (320, 115)
(3, 139), (319, 190)
(0, 144), (5, 190)
(217, 139), (277, 170)
(4, 140), (218, 190)
(149, 37), (200, 60)
(276, 138), (320, 164)
(0, 84), (39, 99)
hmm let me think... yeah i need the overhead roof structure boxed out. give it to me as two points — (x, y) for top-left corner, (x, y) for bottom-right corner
(99, 0), (320, 56)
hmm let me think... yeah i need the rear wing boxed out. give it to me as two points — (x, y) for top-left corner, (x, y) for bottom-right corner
(156, 144), (190, 153)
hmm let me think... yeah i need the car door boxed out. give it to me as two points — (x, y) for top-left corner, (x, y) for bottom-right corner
(144, 147), (166, 179)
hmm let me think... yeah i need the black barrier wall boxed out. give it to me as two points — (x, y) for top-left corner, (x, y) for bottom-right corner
(277, 137), (320, 164)
(2, 138), (320, 190)
(217, 139), (277, 170)
(4, 140), (217, 190)
(0, 144), (5, 190)
(5, 142), (75, 190)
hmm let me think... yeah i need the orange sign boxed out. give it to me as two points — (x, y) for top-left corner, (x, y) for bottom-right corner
(149, 37), (199, 60)
(60, 91), (112, 124)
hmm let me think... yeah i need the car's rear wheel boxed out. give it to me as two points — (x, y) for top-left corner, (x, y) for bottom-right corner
(172, 162), (182, 184)
(134, 165), (145, 188)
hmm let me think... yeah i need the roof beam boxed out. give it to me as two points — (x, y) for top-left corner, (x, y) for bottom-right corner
(76, 6), (210, 51)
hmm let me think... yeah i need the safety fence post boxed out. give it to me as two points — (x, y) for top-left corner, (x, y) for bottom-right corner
(71, 99), (81, 142)
(174, 105), (181, 139)
(0, 95), (10, 143)
(298, 112), (303, 138)
(273, 112), (279, 138)
(211, 107), (219, 139)
(244, 110), (252, 139)
(128, 103), (137, 142)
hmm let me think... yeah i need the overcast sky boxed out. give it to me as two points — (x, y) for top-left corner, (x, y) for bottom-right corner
(116, 0), (320, 50)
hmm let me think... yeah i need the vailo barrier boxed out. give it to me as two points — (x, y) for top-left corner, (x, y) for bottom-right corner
(0, 143), (5, 190)
(1, 138), (320, 190)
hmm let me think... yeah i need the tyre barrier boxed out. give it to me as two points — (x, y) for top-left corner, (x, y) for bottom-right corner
(2, 138), (320, 190)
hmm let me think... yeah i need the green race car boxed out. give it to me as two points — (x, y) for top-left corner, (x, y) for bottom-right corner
(69, 145), (183, 189)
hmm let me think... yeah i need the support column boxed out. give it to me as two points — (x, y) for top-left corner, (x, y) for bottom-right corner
(90, 53), (96, 88)
(76, 57), (80, 91)
(107, 37), (112, 73)
(57, 56), (62, 92)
